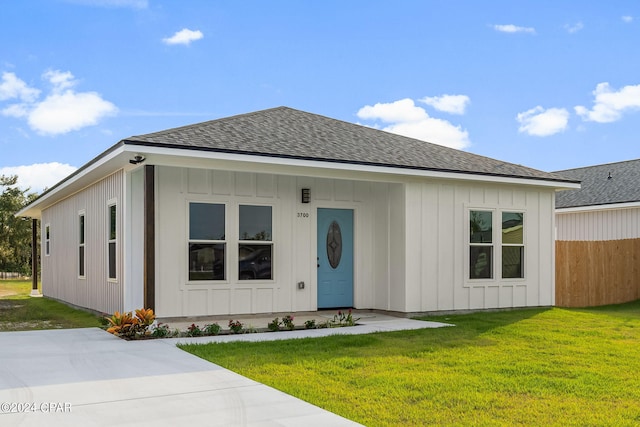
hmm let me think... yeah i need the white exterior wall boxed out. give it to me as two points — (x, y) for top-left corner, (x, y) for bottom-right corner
(556, 207), (640, 241)
(41, 170), (124, 314)
(154, 165), (556, 317)
(402, 180), (556, 312)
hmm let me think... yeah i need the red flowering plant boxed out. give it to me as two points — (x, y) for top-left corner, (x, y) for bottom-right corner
(282, 315), (295, 330)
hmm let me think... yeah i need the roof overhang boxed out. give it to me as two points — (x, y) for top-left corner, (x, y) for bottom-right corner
(556, 201), (640, 214)
(17, 141), (581, 219)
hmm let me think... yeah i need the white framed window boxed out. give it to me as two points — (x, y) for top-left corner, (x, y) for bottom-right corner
(469, 209), (526, 281)
(78, 211), (86, 278)
(108, 201), (117, 280)
(502, 212), (524, 279)
(188, 202), (226, 281)
(44, 224), (51, 256)
(238, 205), (273, 281)
(469, 210), (493, 279)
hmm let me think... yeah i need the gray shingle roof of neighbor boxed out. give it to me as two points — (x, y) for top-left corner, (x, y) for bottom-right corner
(124, 106), (577, 184)
(554, 159), (640, 208)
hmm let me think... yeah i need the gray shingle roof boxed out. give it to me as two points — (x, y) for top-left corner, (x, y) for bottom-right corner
(124, 106), (576, 184)
(554, 159), (640, 208)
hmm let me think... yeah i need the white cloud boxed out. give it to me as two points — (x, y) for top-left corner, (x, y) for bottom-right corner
(0, 69), (117, 135)
(29, 91), (117, 135)
(420, 94), (470, 115)
(356, 98), (470, 150)
(0, 72), (40, 102)
(0, 162), (77, 193)
(516, 106), (570, 136)
(162, 29), (204, 46)
(493, 24), (536, 34)
(622, 16), (633, 23)
(575, 82), (640, 123)
(564, 22), (584, 33)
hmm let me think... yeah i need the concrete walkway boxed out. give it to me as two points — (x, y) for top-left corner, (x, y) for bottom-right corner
(0, 316), (450, 426)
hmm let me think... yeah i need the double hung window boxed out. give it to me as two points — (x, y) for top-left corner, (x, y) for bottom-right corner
(78, 213), (85, 278)
(108, 203), (117, 280)
(189, 203), (226, 281)
(238, 205), (272, 280)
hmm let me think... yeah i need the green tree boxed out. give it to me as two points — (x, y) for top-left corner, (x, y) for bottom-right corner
(0, 175), (38, 275)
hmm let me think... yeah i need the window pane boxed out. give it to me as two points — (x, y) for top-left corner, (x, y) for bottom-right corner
(470, 246), (492, 279)
(189, 243), (225, 280)
(502, 212), (524, 244)
(503, 246), (524, 278)
(79, 216), (85, 244)
(470, 211), (492, 243)
(109, 205), (116, 241)
(239, 244), (272, 280)
(108, 242), (116, 279)
(239, 205), (272, 241)
(190, 203), (225, 240)
(79, 246), (85, 276)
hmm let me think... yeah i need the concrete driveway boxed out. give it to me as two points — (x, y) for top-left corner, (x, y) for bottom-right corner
(0, 328), (363, 426)
(0, 317), (450, 426)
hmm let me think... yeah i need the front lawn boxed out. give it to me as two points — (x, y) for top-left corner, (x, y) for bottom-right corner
(0, 279), (104, 331)
(181, 302), (640, 426)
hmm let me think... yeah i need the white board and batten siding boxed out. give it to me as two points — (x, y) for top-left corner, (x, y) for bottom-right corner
(154, 166), (392, 317)
(402, 181), (556, 312)
(556, 206), (640, 241)
(154, 165), (557, 317)
(41, 170), (124, 314)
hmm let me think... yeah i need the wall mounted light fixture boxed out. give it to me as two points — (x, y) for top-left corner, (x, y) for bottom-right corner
(301, 188), (310, 203)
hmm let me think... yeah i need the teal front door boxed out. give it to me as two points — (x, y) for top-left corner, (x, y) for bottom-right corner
(317, 208), (354, 308)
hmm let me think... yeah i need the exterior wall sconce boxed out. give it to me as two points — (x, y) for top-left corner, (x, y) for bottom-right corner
(301, 188), (310, 203)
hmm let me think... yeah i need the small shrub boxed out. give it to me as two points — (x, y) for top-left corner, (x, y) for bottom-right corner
(186, 323), (203, 337)
(330, 309), (360, 327)
(204, 323), (221, 336)
(282, 315), (295, 330)
(228, 319), (244, 334)
(268, 317), (281, 332)
(105, 311), (137, 338)
(245, 325), (258, 333)
(105, 308), (156, 339)
(304, 319), (316, 329)
(151, 323), (170, 338)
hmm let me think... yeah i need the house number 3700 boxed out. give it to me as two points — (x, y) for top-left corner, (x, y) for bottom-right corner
(297, 212), (309, 218)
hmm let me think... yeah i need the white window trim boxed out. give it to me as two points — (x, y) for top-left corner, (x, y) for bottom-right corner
(78, 210), (86, 279)
(465, 206), (527, 286)
(44, 223), (51, 257)
(107, 199), (117, 282)
(186, 200), (229, 284)
(501, 211), (526, 281)
(238, 203), (275, 282)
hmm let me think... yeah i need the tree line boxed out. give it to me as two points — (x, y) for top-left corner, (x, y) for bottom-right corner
(0, 175), (38, 276)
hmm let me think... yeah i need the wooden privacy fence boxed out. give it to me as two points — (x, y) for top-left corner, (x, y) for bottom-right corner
(556, 239), (640, 307)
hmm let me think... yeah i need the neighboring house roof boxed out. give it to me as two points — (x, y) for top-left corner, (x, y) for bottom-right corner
(554, 159), (640, 209)
(18, 106), (579, 218)
(125, 107), (576, 184)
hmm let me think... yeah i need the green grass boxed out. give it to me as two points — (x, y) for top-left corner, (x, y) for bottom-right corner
(181, 303), (640, 426)
(0, 279), (104, 331)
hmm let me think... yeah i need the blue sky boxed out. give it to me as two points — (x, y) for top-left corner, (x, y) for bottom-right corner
(1, 0), (639, 193)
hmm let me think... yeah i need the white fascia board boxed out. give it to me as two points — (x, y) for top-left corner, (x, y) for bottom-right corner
(128, 144), (579, 189)
(556, 201), (640, 214)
